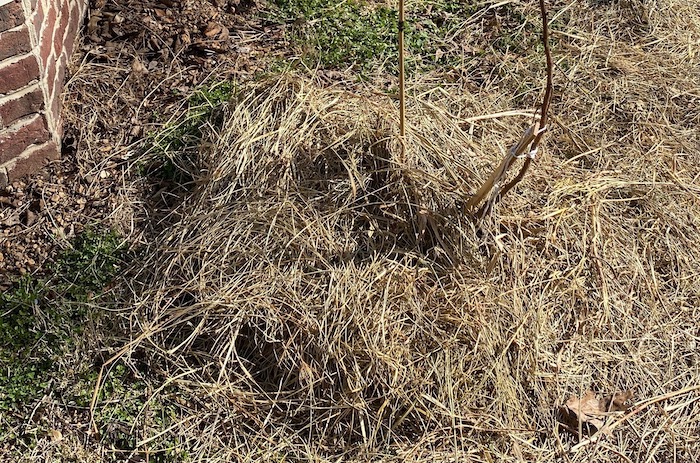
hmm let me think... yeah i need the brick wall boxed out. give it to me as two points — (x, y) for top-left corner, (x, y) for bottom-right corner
(0, 0), (87, 187)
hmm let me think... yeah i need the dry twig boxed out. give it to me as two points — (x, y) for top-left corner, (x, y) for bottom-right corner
(468, 0), (554, 218)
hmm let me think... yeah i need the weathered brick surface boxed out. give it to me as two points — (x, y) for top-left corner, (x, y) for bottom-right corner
(1, 140), (59, 184)
(1, 0), (88, 183)
(40, 4), (57, 68)
(49, 93), (61, 137)
(53, 1), (70, 56)
(0, 24), (32, 61)
(54, 53), (67, 98)
(45, 55), (56, 100)
(64, 1), (80, 57)
(31, 0), (45, 40)
(0, 85), (44, 128)
(0, 114), (51, 164)
(0, 0), (24, 34)
(47, 53), (69, 108)
(0, 55), (41, 95)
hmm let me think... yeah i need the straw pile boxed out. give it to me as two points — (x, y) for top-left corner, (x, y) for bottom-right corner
(116, 0), (700, 461)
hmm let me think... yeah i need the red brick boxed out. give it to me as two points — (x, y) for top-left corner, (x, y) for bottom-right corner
(53, 1), (71, 57)
(39, 3), (56, 69)
(30, 0), (45, 43)
(0, 114), (50, 164)
(47, 53), (64, 129)
(64, 1), (82, 58)
(2, 140), (59, 183)
(0, 55), (40, 95)
(0, 1), (25, 34)
(54, 52), (67, 97)
(48, 51), (66, 139)
(78, 0), (88, 19)
(0, 24), (32, 61)
(0, 85), (44, 128)
(49, 92), (61, 137)
(46, 54), (56, 94)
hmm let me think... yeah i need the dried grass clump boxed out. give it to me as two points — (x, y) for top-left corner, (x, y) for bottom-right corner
(118, 72), (700, 461)
(125, 76), (497, 459)
(113, 1), (700, 460)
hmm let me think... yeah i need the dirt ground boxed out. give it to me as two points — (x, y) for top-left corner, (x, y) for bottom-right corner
(1, 0), (283, 286)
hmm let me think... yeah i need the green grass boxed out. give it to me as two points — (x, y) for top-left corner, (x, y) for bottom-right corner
(143, 81), (236, 184)
(0, 228), (125, 407)
(0, 228), (131, 455)
(269, 0), (481, 74)
(51, 227), (126, 300)
(152, 80), (235, 154)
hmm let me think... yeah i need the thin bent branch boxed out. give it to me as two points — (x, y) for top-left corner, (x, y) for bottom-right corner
(470, 0), (554, 218)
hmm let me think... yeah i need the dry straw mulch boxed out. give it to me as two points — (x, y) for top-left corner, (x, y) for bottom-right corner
(101, 0), (699, 461)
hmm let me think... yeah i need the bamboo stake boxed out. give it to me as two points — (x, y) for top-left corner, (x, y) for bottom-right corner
(398, 0), (406, 138)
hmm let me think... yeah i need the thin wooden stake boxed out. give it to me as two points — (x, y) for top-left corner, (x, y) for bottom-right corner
(398, 0), (406, 138)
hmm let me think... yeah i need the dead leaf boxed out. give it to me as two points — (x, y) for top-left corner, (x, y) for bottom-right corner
(87, 10), (103, 35)
(219, 25), (229, 40)
(604, 389), (634, 412)
(131, 57), (148, 75)
(1, 210), (20, 227)
(129, 125), (143, 137)
(565, 390), (607, 430)
(559, 389), (634, 438)
(204, 22), (222, 37)
(48, 428), (62, 442)
(23, 210), (37, 227)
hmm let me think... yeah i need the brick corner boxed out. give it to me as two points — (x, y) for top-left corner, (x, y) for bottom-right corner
(2, 140), (59, 184)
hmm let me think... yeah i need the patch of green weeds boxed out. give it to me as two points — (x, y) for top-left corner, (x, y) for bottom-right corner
(0, 362), (51, 413)
(51, 227), (126, 300)
(0, 226), (186, 461)
(268, 0), (481, 74)
(93, 363), (191, 462)
(0, 227), (126, 416)
(143, 80), (236, 185)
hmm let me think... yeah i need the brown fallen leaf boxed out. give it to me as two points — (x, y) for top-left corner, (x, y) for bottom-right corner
(22, 209), (37, 227)
(604, 389), (634, 412)
(87, 12), (102, 35)
(565, 390), (607, 431)
(219, 25), (229, 40)
(559, 389), (634, 437)
(204, 22), (222, 38)
(48, 428), (62, 442)
(131, 57), (148, 75)
(1, 210), (20, 227)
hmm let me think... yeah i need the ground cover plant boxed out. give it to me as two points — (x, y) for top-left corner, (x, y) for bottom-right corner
(0, 228), (131, 461)
(2, 0), (700, 461)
